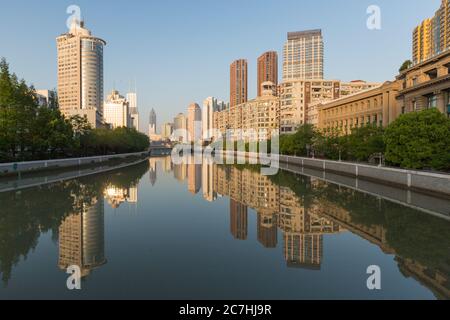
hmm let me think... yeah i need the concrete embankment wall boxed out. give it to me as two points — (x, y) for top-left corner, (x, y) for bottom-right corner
(279, 155), (450, 198)
(0, 152), (148, 177)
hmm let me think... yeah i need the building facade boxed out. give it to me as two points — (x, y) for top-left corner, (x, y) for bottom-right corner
(187, 103), (202, 142)
(103, 90), (130, 129)
(257, 51), (278, 97)
(161, 122), (174, 140)
(279, 79), (381, 133)
(127, 92), (139, 130)
(230, 59), (248, 108)
(202, 97), (218, 142)
(283, 30), (324, 81)
(35, 89), (57, 107)
(57, 20), (106, 128)
(318, 81), (403, 135)
(214, 82), (279, 142)
(396, 50), (450, 118)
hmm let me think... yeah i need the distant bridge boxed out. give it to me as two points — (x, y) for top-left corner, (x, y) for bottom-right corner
(149, 145), (172, 156)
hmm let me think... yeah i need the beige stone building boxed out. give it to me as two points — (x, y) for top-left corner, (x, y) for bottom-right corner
(214, 82), (279, 142)
(396, 49), (450, 117)
(279, 79), (380, 133)
(57, 21), (106, 128)
(318, 81), (403, 135)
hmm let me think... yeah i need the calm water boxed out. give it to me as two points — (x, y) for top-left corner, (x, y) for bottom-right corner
(0, 157), (449, 300)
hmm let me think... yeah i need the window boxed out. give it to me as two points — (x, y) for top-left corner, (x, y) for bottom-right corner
(428, 95), (438, 109)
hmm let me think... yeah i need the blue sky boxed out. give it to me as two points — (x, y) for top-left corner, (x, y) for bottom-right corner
(0, 0), (441, 131)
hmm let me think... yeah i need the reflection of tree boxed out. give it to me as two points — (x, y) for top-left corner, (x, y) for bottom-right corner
(0, 161), (149, 286)
(269, 168), (450, 298)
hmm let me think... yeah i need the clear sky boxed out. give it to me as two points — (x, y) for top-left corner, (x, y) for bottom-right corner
(0, 0), (441, 131)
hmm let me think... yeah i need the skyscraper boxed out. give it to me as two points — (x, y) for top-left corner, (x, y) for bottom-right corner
(283, 29), (323, 80)
(257, 51), (278, 97)
(202, 97), (217, 142)
(127, 92), (139, 130)
(149, 108), (157, 136)
(230, 59), (248, 108)
(57, 20), (106, 128)
(187, 103), (202, 142)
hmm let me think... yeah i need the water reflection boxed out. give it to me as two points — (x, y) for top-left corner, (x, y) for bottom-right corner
(166, 158), (450, 299)
(0, 156), (449, 299)
(0, 161), (149, 285)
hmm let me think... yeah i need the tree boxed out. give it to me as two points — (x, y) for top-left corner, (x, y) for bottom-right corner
(280, 124), (319, 156)
(313, 128), (347, 160)
(346, 125), (385, 162)
(399, 60), (413, 73)
(384, 109), (450, 170)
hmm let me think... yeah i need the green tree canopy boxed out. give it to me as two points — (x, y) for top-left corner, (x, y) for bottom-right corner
(384, 109), (450, 170)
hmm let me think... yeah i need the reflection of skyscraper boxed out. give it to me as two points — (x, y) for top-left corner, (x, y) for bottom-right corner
(188, 163), (202, 194)
(283, 234), (323, 270)
(202, 160), (216, 202)
(58, 197), (106, 277)
(257, 212), (278, 248)
(162, 156), (173, 173)
(230, 199), (248, 240)
(149, 158), (157, 186)
(174, 163), (187, 182)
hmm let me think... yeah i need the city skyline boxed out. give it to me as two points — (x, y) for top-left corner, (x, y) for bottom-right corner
(0, 0), (441, 127)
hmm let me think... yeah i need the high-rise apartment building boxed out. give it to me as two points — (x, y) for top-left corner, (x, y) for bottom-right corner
(257, 51), (278, 97)
(187, 103), (202, 142)
(127, 92), (139, 130)
(413, 0), (450, 64)
(230, 59), (248, 108)
(283, 30), (323, 81)
(149, 108), (157, 136)
(57, 20), (106, 128)
(103, 90), (130, 129)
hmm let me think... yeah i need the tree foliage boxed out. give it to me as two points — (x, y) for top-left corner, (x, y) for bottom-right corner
(0, 58), (149, 163)
(384, 109), (450, 170)
(399, 59), (413, 73)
